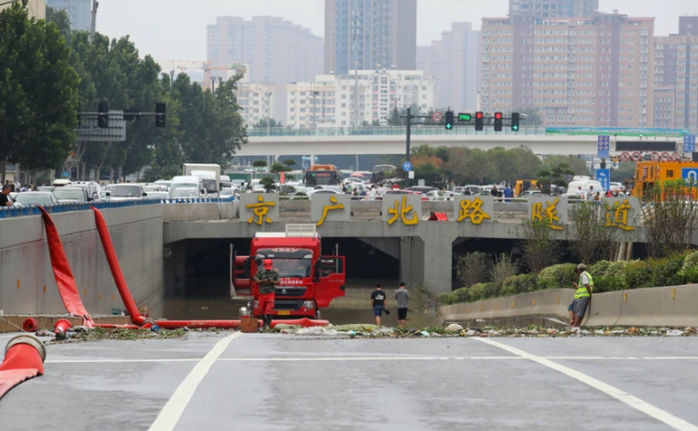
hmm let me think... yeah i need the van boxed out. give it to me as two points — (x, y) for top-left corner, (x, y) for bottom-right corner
(219, 175), (232, 189)
(564, 180), (603, 198)
(170, 176), (206, 198)
(52, 179), (72, 188)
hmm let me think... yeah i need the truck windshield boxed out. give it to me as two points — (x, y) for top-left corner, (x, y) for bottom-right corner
(271, 259), (311, 278)
(202, 179), (217, 193)
(110, 186), (141, 197)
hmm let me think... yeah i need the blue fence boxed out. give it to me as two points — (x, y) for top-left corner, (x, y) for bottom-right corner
(0, 197), (237, 219)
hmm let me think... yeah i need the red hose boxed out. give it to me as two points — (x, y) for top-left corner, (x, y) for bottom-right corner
(0, 336), (46, 400)
(91, 207), (146, 325)
(89, 207), (330, 330)
(38, 207), (94, 328)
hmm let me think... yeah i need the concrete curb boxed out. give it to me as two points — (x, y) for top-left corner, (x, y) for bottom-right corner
(439, 284), (698, 327)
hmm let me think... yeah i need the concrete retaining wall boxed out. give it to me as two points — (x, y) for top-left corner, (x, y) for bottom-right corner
(439, 285), (698, 327)
(0, 205), (164, 317)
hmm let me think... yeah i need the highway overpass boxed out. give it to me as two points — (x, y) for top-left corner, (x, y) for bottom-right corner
(241, 133), (682, 157)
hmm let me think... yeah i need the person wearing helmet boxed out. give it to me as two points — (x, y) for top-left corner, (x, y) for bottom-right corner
(253, 259), (280, 330)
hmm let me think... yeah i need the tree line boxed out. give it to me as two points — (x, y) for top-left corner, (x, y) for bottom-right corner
(0, 2), (246, 183)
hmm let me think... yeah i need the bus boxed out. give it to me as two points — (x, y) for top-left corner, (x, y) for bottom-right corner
(304, 165), (341, 187)
(372, 164), (396, 184)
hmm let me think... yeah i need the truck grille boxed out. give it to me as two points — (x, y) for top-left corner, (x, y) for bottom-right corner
(275, 287), (307, 297)
(274, 300), (305, 311)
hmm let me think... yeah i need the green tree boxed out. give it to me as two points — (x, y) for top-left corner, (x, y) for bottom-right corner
(537, 162), (574, 193)
(254, 118), (282, 128)
(543, 155), (588, 176)
(387, 107), (401, 126)
(253, 159), (267, 168)
(0, 2), (79, 182)
(45, 6), (71, 39)
(270, 162), (291, 174)
(259, 176), (276, 192)
(282, 158), (296, 168)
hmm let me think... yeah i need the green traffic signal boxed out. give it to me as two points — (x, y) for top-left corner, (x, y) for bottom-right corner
(446, 123), (453, 129)
(458, 113), (471, 121)
(512, 124), (519, 131)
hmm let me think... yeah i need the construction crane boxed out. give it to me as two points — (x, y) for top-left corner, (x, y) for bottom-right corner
(156, 61), (247, 90)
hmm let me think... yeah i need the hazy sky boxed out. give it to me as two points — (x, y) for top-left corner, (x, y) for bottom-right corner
(98, 0), (698, 60)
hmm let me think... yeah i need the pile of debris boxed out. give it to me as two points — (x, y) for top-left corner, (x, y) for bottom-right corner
(274, 323), (698, 338)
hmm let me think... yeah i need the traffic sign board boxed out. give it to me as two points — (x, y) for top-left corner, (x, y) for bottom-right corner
(596, 169), (610, 192)
(660, 152), (671, 161)
(458, 113), (471, 121)
(673, 152), (683, 161)
(631, 152), (642, 161)
(650, 152), (659, 161)
(684, 134), (696, 152)
(621, 152), (630, 162)
(431, 112), (442, 122)
(597, 135), (610, 159)
(402, 161), (413, 172)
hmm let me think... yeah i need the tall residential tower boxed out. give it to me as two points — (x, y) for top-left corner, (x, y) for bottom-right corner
(324, 0), (417, 74)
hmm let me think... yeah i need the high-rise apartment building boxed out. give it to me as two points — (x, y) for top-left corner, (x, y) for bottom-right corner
(509, 0), (598, 18)
(481, 12), (654, 128)
(45, 0), (90, 31)
(324, 0), (417, 75)
(0, 0), (45, 19)
(417, 23), (480, 112)
(207, 16), (324, 123)
(286, 69), (437, 129)
(654, 17), (698, 130)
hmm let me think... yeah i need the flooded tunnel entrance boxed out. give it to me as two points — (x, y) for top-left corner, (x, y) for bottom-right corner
(162, 237), (444, 326)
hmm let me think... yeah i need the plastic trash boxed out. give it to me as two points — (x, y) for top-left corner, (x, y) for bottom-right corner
(666, 329), (683, 337)
(420, 331), (430, 337)
(445, 323), (464, 332)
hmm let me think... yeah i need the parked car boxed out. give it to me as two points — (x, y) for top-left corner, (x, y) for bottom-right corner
(145, 191), (172, 200)
(106, 184), (148, 200)
(53, 187), (89, 202)
(518, 190), (543, 199)
(13, 192), (58, 207)
(425, 190), (461, 201)
(36, 186), (55, 192)
(384, 189), (429, 201)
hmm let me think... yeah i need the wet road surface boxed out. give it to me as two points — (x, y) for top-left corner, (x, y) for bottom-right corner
(2, 334), (698, 430)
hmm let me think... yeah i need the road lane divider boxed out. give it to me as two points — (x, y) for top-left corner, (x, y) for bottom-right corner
(475, 337), (698, 431)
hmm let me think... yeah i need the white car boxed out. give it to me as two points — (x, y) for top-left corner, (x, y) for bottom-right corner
(145, 191), (172, 200)
(171, 187), (199, 198)
(425, 190), (461, 201)
(13, 192), (58, 207)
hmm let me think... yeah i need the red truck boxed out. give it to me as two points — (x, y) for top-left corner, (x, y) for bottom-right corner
(231, 225), (346, 318)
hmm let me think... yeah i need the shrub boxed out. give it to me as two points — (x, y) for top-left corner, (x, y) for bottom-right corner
(623, 260), (652, 289)
(484, 282), (502, 299)
(590, 260), (613, 278)
(469, 283), (488, 301)
(436, 293), (452, 305)
(593, 276), (624, 293)
(605, 260), (628, 280)
(648, 253), (686, 287)
(682, 266), (698, 284)
(537, 263), (577, 290)
(490, 254), (518, 285)
(456, 252), (490, 288)
(453, 287), (471, 303)
(502, 273), (538, 295)
(680, 250), (698, 275)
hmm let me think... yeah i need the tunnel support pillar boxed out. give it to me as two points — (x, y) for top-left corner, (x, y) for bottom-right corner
(399, 231), (455, 295)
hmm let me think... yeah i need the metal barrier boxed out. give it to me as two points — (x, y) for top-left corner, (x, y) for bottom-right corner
(0, 196), (236, 219)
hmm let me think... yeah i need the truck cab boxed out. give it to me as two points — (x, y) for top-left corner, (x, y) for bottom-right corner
(231, 225), (346, 318)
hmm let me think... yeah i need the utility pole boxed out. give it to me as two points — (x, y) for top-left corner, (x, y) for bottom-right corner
(265, 92), (273, 136)
(400, 108), (433, 188)
(89, 0), (99, 43)
(351, 11), (360, 128)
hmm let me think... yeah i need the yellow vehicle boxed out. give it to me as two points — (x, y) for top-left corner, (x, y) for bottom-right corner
(631, 160), (698, 201)
(514, 179), (538, 197)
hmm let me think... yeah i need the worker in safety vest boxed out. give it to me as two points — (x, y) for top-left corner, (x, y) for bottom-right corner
(571, 263), (593, 327)
(253, 259), (280, 330)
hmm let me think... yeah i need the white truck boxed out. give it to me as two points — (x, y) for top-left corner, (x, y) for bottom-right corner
(183, 163), (221, 197)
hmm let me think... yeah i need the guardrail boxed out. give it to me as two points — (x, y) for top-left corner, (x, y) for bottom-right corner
(0, 197), (237, 219)
(248, 126), (549, 137)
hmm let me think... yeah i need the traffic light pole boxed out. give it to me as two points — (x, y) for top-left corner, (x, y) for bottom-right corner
(400, 107), (433, 188)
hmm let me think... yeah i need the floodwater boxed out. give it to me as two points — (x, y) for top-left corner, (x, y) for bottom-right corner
(163, 278), (442, 328)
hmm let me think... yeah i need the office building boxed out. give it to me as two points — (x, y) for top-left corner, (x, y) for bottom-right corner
(207, 16), (323, 123)
(654, 16), (698, 130)
(0, 0), (45, 19)
(481, 12), (654, 128)
(324, 0), (417, 74)
(417, 22), (480, 111)
(509, 0), (598, 18)
(45, 0), (90, 31)
(285, 69), (437, 129)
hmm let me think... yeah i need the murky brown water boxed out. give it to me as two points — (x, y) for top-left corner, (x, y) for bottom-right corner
(163, 278), (442, 328)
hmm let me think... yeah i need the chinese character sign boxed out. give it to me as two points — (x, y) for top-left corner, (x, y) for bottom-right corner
(602, 197), (641, 231)
(528, 196), (568, 231)
(382, 194), (421, 226)
(454, 196), (493, 225)
(311, 194), (351, 226)
(239, 193), (279, 225)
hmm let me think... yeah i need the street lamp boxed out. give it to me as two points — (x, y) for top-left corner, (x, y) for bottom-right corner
(312, 91), (320, 129)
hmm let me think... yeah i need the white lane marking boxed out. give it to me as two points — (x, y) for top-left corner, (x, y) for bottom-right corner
(46, 358), (201, 364)
(41, 356), (698, 364)
(476, 338), (698, 431)
(148, 332), (242, 431)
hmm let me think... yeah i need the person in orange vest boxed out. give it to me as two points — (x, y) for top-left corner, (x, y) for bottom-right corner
(253, 259), (280, 330)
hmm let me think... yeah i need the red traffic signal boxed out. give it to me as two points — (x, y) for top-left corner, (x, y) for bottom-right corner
(475, 111), (484, 131)
(494, 112), (503, 120)
(475, 112), (484, 119)
(494, 112), (503, 132)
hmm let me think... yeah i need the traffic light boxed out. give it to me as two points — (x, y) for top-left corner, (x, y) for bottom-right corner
(98, 101), (109, 128)
(494, 112), (503, 132)
(600, 158), (607, 169)
(511, 112), (520, 132)
(445, 111), (454, 130)
(155, 102), (167, 128)
(475, 111), (484, 131)
(458, 113), (471, 122)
